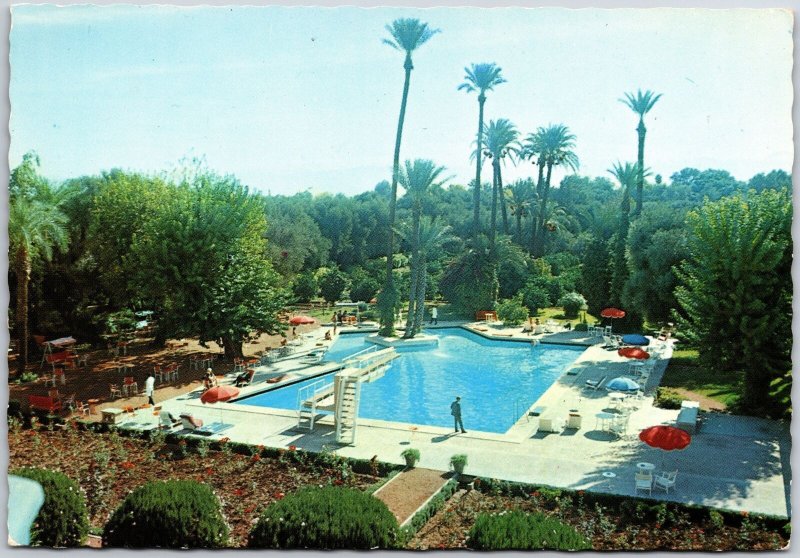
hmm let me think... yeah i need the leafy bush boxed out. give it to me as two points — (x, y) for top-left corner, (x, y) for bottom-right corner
(708, 509), (725, 532)
(558, 291), (586, 318)
(248, 486), (399, 549)
(400, 448), (420, 467)
(574, 322), (588, 332)
(292, 272), (318, 302)
(103, 480), (229, 548)
(319, 268), (349, 304)
(496, 296), (529, 326)
(349, 276), (380, 304)
(12, 467), (89, 547)
(468, 510), (591, 550)
(655, 387), (683, 409)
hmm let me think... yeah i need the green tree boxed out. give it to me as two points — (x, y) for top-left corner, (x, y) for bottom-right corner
(379, 18), (440, 337)
(580, 236), (612, 317)
(459, 63), (506, 238)
(396, 159), (448, 337)
(674, 189), (791, 412)
(9, 158), (69, 374)
(439, 235), (498, 317)
(482, 118), (520, 245)
(607, 161), (641, 308)
(292, 272), (319, 302)
(319, 268), (349, 305)
(620, 89), (662, 217)
(506, 179), (533, 245)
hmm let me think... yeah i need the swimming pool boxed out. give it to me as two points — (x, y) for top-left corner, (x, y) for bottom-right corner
(237, 328), (583, 434)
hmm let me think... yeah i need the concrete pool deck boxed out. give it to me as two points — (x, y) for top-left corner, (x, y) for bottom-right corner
(124, 324), (791, 519)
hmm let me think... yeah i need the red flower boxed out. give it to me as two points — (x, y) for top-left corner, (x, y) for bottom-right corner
(577, 490), (585, 496)
(244, 505), (256, 514)
(288, 445), (297, 452)
(273, 492), (285, 500)
(233, 488), (244, 497)
(219, 437), (230, 444)
(251, 454), (261, 462)
(333, 479), (343, 486)
(257, 444), (265, 451)
(533, 491), (541, 497)
(205, 468), (214, 475)
(119, 461), (135, 470)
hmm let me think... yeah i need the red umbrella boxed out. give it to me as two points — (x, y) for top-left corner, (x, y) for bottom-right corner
(289, 315), (315, 325)
(600, 307), (626, 319)
(201, 385), (240, 404)
(618, 347), (650, 360)
(639, 425), (691, 451)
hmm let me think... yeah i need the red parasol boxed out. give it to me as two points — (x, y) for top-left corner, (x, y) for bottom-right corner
(618, 347), (650, 360)
(600, 307), (626, 319)
(289, 315), (315, 326)
(639, 425), (691, 451)
(200, 385), (240, 404)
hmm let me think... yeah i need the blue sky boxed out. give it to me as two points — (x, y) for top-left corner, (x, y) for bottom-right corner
(10, 5), (793, 196)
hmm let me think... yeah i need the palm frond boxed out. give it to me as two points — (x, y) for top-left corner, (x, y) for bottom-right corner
(459, 62), (506, 95)
(619, 89), (663, 116)
(384, 18), (440, 53)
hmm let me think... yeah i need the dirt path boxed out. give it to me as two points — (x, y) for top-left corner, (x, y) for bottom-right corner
(373, 468), (450, 526)
(668, 387), (727, 411)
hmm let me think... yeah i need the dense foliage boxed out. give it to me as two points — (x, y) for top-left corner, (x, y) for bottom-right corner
(247, 486), (399, 549)
(12, 467), (89, 547)
(467, 510), (591, 550)
(103, 480), (229, 548)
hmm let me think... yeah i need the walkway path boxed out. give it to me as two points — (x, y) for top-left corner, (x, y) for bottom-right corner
(373, 468), (451, 526)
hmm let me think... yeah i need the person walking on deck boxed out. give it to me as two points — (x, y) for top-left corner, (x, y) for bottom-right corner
(430, 305), (438, 325)
(145, 373), (155, 406)
(450, 396), (466, 433)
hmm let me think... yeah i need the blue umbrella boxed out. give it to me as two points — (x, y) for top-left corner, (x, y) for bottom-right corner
(8, 475), (45, 545)
(622, 334), (650, 346)
(607, 376), (641, 392)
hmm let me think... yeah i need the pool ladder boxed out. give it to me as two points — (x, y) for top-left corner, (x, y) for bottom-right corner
(513, 397), (529, 424)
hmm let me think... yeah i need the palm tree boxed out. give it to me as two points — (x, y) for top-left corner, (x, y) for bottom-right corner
(9, 196), (69, 375)
(523, 124), (579, 256)
(396, 159), (448, 337)
(481, 119), (519, 245)
(620, 89), (662, 217)
(458, 63), (506, 239)
(607, 161), (643, 307)
(397, 218), (456, 337)
(378, 18), (439, 336)
(506, 179), (532, 244)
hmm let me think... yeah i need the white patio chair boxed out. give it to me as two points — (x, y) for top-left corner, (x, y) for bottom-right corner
(653, 470), (678, 493)
(635, 472), (652, 495)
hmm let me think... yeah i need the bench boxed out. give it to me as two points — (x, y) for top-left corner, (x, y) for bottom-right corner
(676, 400), (699, 433)
(28, 395), (62, 414)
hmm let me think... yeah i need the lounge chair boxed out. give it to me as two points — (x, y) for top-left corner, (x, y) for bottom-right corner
(159, 410), (181, 430)
(235, 368), (255, 387)
(179, 413), (204, 431)
(585, 376), (607, 391)
(653, 470), (678, 493)
(602, 336), (620, 349)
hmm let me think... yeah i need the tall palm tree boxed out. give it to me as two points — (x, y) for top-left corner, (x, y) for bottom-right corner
(458, 63), (506, 239)
(506, 179), (532, 244)
(607, 161), (643, 307)
(620, 89), (662, 217)
(378, 18), (439, 336)
(396, 159), (448, 338)
(481, 119), (519, 245)
(397, 218), (456, 337)
(9, 196), (69, 375)
(523, 124), (579, 256)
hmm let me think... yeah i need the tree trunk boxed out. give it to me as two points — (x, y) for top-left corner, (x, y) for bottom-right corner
(472, 95), (486, 239)
(530, 164), (545, 254)
(414, 259), (427, 336)
(515, 212), (523, 244)
(15, 249), (30, 376)
(498, 169), (509, 235)
(381, 53), (414, 337)
(222, 335), (244, 360)
(490, 160), (499, 248)
(404, 210), (421, 338)
(635, 117), (646, 217)
(535, 163), (554, 257)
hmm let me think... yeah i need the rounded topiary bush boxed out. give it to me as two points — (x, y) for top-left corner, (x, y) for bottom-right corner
(11, 467), (89, 547)
(467, 510), (591, 550)
(558, 292), (587, 319)
(103, 480), (228, 548)
(248, 486), (399, 549)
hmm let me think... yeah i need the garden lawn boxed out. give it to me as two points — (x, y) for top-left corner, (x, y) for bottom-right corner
(660, 349), (741, 410)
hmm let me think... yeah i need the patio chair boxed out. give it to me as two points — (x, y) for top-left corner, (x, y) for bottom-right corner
(159, 410), (181, 430)
(153, 365), (165, 384)
(179, 413), (204, 431)
(232, 358), (245, 374)
(122, 376), (138, 396)
(43, 373), (58, 388)
(584, 375), (607, 391)
(602, 336), (619, 349)
(235, 368), (256, 387)
(74, 400), (90, 417)
(653, 470), (678, 493)
(62, 393), (77, 412)
(109, 384), (122, 399)
(635, 472), (652, 495)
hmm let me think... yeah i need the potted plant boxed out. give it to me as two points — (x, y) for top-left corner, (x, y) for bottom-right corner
(401, 448), (420, 469)
(450, 454), (468, 475)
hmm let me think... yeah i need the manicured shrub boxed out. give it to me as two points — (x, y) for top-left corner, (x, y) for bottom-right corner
(558, 291), (587, 318)
(655, 387), (683, 409)
(496, 296), (529, 326)
(574, 322), (589, 332)
(468, 510), (591, 550)
(248, 486), (399, 549)
(103, 480), (228, 548)
(521, 282), (550, 315)
(12, 467), (89, 547)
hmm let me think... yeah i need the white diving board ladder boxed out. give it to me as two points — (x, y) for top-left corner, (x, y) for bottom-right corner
(296, 347), (399, 445)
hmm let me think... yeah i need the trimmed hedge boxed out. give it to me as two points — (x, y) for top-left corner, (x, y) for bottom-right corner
(103, 480), (228, 548)
(11, 467), (89, 547)
(248, 486), (399, 549)
(401, 478), (459, 541)
(468, 510), (591, 550)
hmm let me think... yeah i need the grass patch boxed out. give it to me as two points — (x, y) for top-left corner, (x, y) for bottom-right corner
(660, 349), (741, 409)
(533, 307), (597, 325)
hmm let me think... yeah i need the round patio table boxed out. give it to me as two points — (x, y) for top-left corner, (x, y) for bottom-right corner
(87, 399), (100, 415)
(595, 412), (615, 431)
(636, 462), (655, 472)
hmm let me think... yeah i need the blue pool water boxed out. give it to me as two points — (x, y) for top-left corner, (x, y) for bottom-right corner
(237, 328), (583, 434)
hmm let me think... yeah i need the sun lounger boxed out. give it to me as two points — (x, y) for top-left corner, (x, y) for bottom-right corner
(179, 414), (204, 431)
(676, 401), (699, 433)
(159, 410), (181, 430)
(584, 376), (607, 391)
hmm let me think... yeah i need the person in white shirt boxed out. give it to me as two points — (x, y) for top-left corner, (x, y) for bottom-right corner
(145, 373), (155, 406)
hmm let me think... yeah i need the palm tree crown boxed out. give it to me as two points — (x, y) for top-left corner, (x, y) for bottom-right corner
(620, 89), (663, 118)
(482, 118), (520, 161)
(458, 63), (506, 100)
(383, 18), (440, 67)
(537, 124), (580, 171)
(398, 159), (449, 204)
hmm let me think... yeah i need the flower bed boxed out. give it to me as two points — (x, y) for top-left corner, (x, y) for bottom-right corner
(408, 480), (789, 551)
